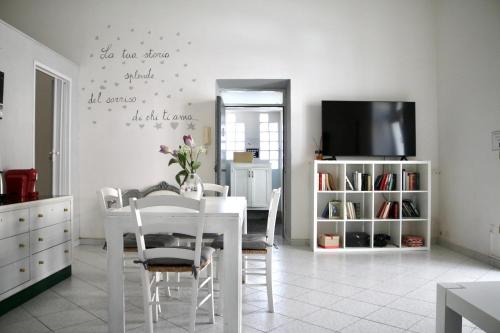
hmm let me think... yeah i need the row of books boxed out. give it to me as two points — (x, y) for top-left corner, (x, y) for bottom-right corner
(402, 199), (420, 217)
(317, 172), (336, 191)
(374, 173), (397, 191)
(376, 201), (399, 219)
(402, 170), (420, 191)
(346, 201), (361, 219)
(346, 172), (372, 191)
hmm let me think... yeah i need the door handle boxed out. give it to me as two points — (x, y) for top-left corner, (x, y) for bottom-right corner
(48, 151), (60, 161)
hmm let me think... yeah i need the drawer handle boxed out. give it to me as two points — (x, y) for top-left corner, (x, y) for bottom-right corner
(38, 261), (44, 265)
(19, 243), (25, 248)
(19, 218), (25, 222)
(38, 214), (44, 218)
(38, 237), (44, 242)
(64, 249), (69, 254)
(64, 208), (69, 212)
(19, 268), (26, 273)
(64, 229), (69, 233)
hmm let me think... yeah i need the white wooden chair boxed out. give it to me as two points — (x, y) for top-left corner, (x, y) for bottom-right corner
(98, 187), (178, 253)
(130, 195), (215, 333)
(211, 188), (281, 313)
(202, 183), (229, 197)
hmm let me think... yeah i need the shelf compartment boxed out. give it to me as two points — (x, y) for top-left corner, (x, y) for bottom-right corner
(373, 220), (401, 248)
(401, 220), (427, 248)
(345, 221), (372, 248)
(374, 164), (401, 191)
(346, 192), (373, 220)
(402, 163), (429, 191)
(345, 163), (373, 191)
(317, 220), (344, 249)
(402, 192), (428, 219)
(317, 164), (345, 191)
(374, 192), (401, 219)
(316, 193), (344, 220)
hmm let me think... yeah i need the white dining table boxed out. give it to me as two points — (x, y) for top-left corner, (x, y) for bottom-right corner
(104, 196), (247, 333)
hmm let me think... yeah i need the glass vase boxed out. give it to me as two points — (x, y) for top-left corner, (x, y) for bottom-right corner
(180, 173), (203, 200)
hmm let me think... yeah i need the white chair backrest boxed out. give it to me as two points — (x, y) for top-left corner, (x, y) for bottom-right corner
(202, 183), (229, 197)
(130, 195), (207, 267)
(266, 188), (281, 247)
(98, 187), (123, 213)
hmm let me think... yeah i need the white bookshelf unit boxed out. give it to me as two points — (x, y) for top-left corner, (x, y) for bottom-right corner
(312, 160), (431, 252)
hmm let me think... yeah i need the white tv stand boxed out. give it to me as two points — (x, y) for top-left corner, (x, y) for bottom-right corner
(312, 160), (431, 252)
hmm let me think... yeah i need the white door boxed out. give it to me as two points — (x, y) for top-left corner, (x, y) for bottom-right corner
(250, 168), (270, 208)
(231, 168), (250, 201)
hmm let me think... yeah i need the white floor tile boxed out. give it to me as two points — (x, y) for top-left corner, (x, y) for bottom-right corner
(302, 308), (359, 331)
(365, 307), (424, 329)
(36, 308), (97, 331)
(341, 319), (403, 333)
(329, 298), (381, 318)
(243, 310), (293, 332)
(270, 319), (335, 332)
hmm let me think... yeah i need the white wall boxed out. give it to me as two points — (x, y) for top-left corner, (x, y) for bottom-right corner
(0, 0), (440, 240)
(436, 0), (500, 255)
(0, 20), (80, 241)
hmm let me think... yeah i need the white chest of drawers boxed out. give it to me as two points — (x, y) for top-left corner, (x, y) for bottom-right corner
(0, 196), (72, 313)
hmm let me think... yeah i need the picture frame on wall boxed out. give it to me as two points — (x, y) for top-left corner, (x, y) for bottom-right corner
(328, 200), (342, 219)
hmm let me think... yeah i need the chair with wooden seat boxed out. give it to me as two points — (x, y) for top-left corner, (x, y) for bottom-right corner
(98, 187), (178, 252)
(211, 187), (281, 313)
(130, 195), (215, 333)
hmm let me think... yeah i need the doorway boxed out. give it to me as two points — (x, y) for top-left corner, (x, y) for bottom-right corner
(34, 64), (71, 196)
(215, 79), (291, 240)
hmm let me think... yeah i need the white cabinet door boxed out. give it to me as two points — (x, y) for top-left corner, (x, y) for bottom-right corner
(231, 168), (250, 200)
(250, 168), (271, 208)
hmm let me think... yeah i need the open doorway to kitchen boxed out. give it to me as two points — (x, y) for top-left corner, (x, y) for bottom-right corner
(215, 79), (291, 241)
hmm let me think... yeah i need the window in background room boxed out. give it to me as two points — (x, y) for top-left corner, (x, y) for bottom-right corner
(259, 113), (280, 169)
(225, 113), (245, 160)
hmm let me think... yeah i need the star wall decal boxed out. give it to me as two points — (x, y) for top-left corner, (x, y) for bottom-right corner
(187, 122), (195, 130)
(154, 123), (163, 130)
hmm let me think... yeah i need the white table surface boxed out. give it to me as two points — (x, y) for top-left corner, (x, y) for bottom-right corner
(104, 196), (247, 333)
(437, 281), (500, 333)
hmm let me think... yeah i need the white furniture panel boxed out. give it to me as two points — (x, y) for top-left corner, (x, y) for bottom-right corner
(31, 241), (71, 282)
(0, 233), (29, 267)
(0, 196), (72, 304)
(312, 160), (431, 253)
(0, 258), (30, 294)
(0, 209), (29, 239)
(30, 221), (71, 254)
(30, 201), (71, 230)
(230, 163), (272, 209)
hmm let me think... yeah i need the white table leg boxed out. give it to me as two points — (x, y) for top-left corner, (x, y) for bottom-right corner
(106, 221), (125, 333)
(437, 283), (462, 333)
(222, 218), (242, 333)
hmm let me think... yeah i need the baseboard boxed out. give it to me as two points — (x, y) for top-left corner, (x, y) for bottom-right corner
(285, 238), (309, 246)
(79, 238), (105, 246)
(437, 238), (500, 269)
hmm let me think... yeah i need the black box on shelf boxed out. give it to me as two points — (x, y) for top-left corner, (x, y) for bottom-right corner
(346, 232), (370, 247)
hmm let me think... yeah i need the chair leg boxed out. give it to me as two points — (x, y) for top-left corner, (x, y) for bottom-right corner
(164, 272), (171, 297)
(140, 269), (154, 333)
(265, 251), (274, 313)
(153, 272), (160, 322)
(189, 276), (199, 333)
(207, 262), (215, 324)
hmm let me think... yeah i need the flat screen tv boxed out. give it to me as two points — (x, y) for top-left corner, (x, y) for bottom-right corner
(322, 101), (416, 157)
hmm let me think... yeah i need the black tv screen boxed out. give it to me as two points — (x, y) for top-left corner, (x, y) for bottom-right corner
(322, 101), (416, 157)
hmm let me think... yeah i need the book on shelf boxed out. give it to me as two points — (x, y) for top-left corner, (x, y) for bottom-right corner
(402, 170), (420, 191)
(402, 199), (420, 217)
(346, 201), (361, 219)
(349, 171), (372, 191)
(317, 172), (336, 191)
(375, 173), (397, 191)
(376, 201), (399, 219)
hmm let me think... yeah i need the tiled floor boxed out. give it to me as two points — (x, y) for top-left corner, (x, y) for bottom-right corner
(1, 244), (499, 332)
